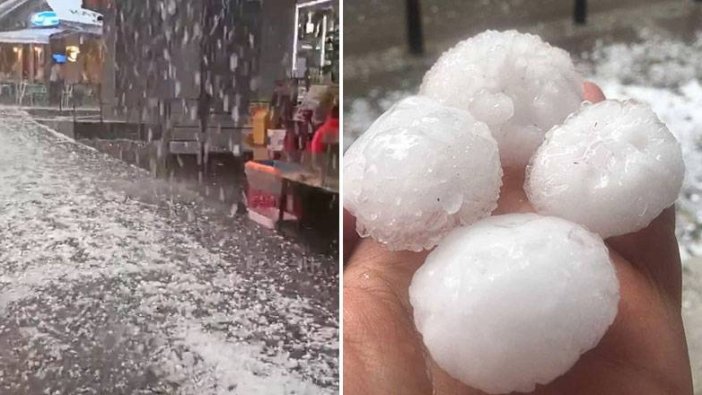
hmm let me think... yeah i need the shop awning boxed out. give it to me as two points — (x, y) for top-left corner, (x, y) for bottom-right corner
(52, 23), (102, 38)
(0, 27), (64, 44)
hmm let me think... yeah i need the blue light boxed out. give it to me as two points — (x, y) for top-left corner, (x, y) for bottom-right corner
(31, 11), (60, 28)
(52, 54), (66, 64)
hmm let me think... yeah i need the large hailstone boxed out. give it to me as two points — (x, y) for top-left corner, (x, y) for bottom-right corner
(420, 30), (584, 168)
(526, 100), (685, 238)
(409, 214), (619, 394)
(344, 96), (502, 251)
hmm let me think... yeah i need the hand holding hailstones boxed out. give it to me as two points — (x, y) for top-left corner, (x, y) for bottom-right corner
(343, 30), (684, 394)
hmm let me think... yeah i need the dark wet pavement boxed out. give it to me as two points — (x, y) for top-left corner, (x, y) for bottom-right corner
(79, 139), (339, 257)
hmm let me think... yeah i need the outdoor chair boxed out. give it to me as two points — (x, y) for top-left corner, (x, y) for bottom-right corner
(0, 82), (13, 97)
(16, 81), (28, 105)
(25, 84), (48, 107)
(0, 83), (14, 104)
(61, 84), (74, 109)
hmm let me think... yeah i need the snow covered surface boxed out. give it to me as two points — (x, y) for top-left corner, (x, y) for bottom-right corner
(587, 34), (702, 260)
(0, 108), (338, 394)
(526, 99), (685, 238)
(343, 96), (502, 251)
(410, 214), (619, 394)
(421, 30), (584, 168)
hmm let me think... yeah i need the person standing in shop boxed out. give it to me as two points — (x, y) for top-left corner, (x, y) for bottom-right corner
(310, 104), (339, 164)
(49, 62), (63, 106)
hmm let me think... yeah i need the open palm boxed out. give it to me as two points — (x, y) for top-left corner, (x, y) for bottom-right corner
(343, 83), (693, 395)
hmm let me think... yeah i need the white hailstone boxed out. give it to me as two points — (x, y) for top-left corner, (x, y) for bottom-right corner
(420, 30), (584, 168)
(344, 96), (502, 251)
(409, 214), (619, 394)
(526, 99), (685, 238)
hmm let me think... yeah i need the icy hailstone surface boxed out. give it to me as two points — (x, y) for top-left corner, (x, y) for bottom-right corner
(526, 100), (685, 238)
(343, 96), (502, 251)
(420, 30), (584, 168)
(409, 214), (619, 394)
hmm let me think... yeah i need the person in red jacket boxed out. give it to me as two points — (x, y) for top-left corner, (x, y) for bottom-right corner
(310, 105), (339, 155)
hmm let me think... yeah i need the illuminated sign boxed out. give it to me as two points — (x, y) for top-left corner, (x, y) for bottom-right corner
(66, 46), (80, 62)
(31, 11), (60, 27)
(46, 0), (103, 27)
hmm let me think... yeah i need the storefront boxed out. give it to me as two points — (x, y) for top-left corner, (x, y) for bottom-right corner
(0, 28), (58, 82)
(88, 0), (339, 245)
(0, 8), (104, 105)
(245, 0), (339, 237)
(50, 30), (103, 85)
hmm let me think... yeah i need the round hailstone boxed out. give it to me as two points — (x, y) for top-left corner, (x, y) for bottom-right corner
(344, 96), (502, 251)
(409, 214), (619, 394)
(526, 99), (685, 238)
(420, 30), (584, 168)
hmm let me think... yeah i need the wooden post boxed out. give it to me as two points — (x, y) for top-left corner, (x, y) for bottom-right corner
(28, 45), (34, 82)
(406, 0), (424, 55)
(574, 0), (587, 25)
(98, 83), (103, 123)
(72, 85), (77, 123)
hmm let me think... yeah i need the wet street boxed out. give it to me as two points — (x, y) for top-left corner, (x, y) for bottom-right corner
(0, 108), (338, 394)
